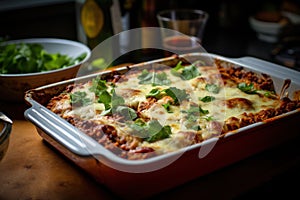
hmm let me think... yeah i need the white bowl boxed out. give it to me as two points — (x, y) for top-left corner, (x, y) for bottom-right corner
(282, 11), (300, 24)
(0, 38), (91, 102)
(249, 16), (288, 43)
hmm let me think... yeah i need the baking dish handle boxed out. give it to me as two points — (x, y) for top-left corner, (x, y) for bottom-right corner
(231, 56), (300, 83)
(231, 56), (276, 68)
(24, 101), (105, 157)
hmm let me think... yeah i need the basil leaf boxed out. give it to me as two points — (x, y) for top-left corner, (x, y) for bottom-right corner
(199, 96), (215, 102)
(89, 77), (112, 110)
(146, 120), (171, 143)
(134, 118), (146, 126)
(203, 116), (214, 121)
(97, 90), (111, 110)
(138, 69), (171, 86)
(146, 88), (162, 99)
(171, 61), (184, 76)
(184, 118), (201, 131)
(191, 125), (201, 131)
(100, 108), (112, 116)
(115, 106), (137, 121)
(70, 91), (92, 106)
(186, 105), (209, 115)
(199, 106), (209, 115)
(137, 69), (153, 84)
(181, 64), (200, 80)
(162, 102), (173, 113)
(153, 71), (171, 86)
(111, 89), (125, 111)
(164, 87), (189, 104)
(182, 104), (209, 125)
(128, 119), (148, 138)
(100, 89), (125, 116)
(205, 84), (220, 94)
(171, 61), (200, 80)
(129, 119), (172, 142)
(89, 77), (108, 95)
(237, 82), (257, 94)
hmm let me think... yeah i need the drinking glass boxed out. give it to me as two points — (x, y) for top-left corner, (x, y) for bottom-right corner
(157, 9), (209, 55)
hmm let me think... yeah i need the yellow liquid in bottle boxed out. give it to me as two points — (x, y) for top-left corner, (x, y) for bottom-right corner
(81, 0), (104, 38)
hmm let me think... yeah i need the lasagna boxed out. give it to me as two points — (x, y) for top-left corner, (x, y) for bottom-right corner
(46, 58), (300, 160)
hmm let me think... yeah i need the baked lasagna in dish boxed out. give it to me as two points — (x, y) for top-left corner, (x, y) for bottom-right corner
(46, 58), (300, 160)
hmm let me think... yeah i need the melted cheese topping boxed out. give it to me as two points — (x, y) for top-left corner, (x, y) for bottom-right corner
(55, 63), (283, 155)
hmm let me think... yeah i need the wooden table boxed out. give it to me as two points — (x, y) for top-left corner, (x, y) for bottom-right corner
(0, 103), (300, 200)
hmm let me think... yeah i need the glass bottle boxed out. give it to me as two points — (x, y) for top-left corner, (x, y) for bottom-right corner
(80, 0), (114, 49)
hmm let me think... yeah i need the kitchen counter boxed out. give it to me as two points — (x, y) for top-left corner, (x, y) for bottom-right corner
(0, 119), (116, 200)
(0, 103), (299, 200)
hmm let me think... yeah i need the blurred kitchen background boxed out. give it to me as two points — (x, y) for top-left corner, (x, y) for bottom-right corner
(0, 0), (299, 69)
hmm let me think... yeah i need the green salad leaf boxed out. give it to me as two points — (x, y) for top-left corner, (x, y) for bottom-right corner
(0, 43), (87, 74)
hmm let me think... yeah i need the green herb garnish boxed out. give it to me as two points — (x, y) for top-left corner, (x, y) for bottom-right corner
(146, 88), (162, 99)
(199, 96), (216, 102)
(130, 119), (171, 142)
(164, 87), (189, 105)
(146, 87), (189, 106)
(111, 89), (125, 110)
(181, 104), (210, 130)
(171, 61), (200, 80)
(183, 104), (209, 116)
(70, 91), (92, 106)
(237, 82), (257, 94)
(97, 90), (112, 110)
(89, 77), (112, 109)
(203, 116), (214, 121)
(162, 102), (173, 113)
(205, 84), (220, 94)
(182, 104), (210, 125)
(89, 77), (108, 94)
(146, 123), (172, 143)
(115, 106), (137, 121)
(138, 69), (171, 86)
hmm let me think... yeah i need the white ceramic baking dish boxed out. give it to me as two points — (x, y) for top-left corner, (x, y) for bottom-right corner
(24, 53), (300, 199)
